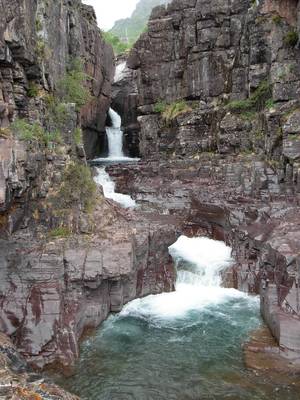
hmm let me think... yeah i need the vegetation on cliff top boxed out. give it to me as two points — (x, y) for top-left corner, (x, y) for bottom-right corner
(102, 31), (131, 54)
(284, 30), (299, 47)
(109, 0), (171, 49)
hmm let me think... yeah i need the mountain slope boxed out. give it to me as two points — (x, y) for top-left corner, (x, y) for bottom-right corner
(109, 0), (170, 45)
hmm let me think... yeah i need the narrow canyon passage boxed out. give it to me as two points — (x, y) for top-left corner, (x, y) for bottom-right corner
(56, 236), (297, 400)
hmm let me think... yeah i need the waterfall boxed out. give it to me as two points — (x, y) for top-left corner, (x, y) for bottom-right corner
(119, 236), (251, 320)
(93, 107), (138, 162)
(169, 236), (232, 288)
(94, 167), (136, 208)
(63, 236), (261, 399)
(106, 108), (124, 159)
(92, 108), (138, 208)
(114, 62), (126, 83)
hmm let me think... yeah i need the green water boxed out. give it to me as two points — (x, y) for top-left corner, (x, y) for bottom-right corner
(57, 237), (300, 400)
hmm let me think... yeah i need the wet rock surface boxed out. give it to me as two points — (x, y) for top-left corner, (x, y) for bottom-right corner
(106, 154), (300, 363)
(106, 0), (300, 365)
(0, 333), (79, 399)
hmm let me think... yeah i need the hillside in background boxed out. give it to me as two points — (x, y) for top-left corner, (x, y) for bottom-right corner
(109, 0), (170, 46)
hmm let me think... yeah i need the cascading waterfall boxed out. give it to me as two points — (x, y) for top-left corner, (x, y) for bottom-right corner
(60, 236), (276, 400)
(93, 107), (138, 162)
(92, 108), (137, 208)
(106, 108), (124, 159)
(121, 236), (244, 319)
(94, 167), (136, 208)
(114, 62), (126, 83)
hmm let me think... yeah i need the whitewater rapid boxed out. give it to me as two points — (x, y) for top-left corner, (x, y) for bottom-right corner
(94, 167), (136, 208)
(59, 236), (264, 400)
(119, 236), (257, 322)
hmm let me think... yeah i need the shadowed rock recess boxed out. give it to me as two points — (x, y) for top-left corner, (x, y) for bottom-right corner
(2, 0), (300, 397)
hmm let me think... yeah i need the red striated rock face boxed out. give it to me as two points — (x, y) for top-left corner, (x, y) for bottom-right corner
(0, 206), (179, 370)
(0, 332), (79, 399)
(106, 154), (300, 364)
(106, 0), (300, 364)
(0, 0), (179, 375)
(261, 0), (298, 26)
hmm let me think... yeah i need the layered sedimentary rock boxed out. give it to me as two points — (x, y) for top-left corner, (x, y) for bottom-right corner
(110, 0), (300, 362)
(0, 0), (181, 374)
(0, 0), (114, 159)
(0, 204), (177, 369)
(0, 332), (78, 399)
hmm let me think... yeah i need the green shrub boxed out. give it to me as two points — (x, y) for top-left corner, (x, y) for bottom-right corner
(162, 101), (192, 122)
(11, 119), (43, 142)
(35, 38), (50, 61)
(74, 127), (83, 145)
(265, 99), (275, 109)
(27, 82), (39, 98)
(56, 58), (91, 110)
(284, 30), (299, 47)
(227, 81), (272, 112)
(11, 119), (62, 147)
(45, 96), (71, 126)
(154, 101), (167, 113)
(35, 17), (43, 32)
(48, 227), (71, 239)
(272, 14), (282, 25)
(58, 163), (97, 212)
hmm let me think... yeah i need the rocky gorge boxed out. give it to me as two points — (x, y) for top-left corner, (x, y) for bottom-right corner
(1, 0), (300, 398)
(111, 0), (300, 366)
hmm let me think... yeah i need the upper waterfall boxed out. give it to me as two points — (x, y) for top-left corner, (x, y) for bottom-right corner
(108, 108), (121, 129)
(106, 108), (124, 159)
(114, 62), (126, 83)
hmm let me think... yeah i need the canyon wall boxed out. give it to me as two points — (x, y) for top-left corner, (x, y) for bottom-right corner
(111, 0), (300, 362)
(0, 0), (179, 374)
(0, 0), (114, 159)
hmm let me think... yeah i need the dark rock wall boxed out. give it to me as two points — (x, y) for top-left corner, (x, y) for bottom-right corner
(0, 0), (114, 159)
(123, 0), (300, 164)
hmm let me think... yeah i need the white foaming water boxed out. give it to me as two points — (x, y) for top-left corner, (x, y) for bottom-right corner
(106, 108), (123, 158)
(108, 107), (122, 128)
(94, 167), (136, 208)
(93, 107), (139, 163)
(169, 236), (232, 287)
(114, 62), (126, 83)
(120, 236), (257, 321)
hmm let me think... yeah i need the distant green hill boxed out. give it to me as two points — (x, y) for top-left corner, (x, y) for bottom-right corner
(109, 0), (170, 46)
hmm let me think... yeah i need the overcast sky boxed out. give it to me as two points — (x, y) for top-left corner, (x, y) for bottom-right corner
(82, 0), (140, 31)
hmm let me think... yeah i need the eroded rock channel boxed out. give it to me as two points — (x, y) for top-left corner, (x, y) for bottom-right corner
(1, 0), (300, 398)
